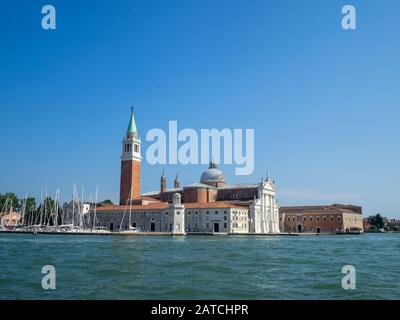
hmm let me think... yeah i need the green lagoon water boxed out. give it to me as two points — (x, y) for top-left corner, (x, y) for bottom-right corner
(0, 233), (399, 300)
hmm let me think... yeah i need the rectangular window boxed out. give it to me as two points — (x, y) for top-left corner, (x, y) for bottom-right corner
(224, 223), (227, 228)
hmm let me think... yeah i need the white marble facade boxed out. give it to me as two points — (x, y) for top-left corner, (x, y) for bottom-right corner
(93, 179), (280, 234)
(249, 180), (280, 234)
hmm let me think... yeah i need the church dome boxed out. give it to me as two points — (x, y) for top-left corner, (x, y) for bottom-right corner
(200, 161), (225, 183)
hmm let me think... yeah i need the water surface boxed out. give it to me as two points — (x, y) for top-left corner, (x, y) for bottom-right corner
(0, 233), (399, 299)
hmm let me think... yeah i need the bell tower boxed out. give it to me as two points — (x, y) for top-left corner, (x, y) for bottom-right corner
(120, 108), (141, 205)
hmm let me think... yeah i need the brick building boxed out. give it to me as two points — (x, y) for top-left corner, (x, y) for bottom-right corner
(93, 110), (280, 234)
(1, 211), (21, 226)
(279, 204), (364, 234)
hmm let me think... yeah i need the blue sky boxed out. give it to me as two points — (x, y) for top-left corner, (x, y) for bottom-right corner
(0, 0), (399, 217)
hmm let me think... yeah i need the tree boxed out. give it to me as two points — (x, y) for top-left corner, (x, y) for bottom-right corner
(25, 197), (62, 226)
(0, 193), (20, 212)
(369, 214), (385, 229)
(99, 199), (113, 205)
(25, 197), (36, 213)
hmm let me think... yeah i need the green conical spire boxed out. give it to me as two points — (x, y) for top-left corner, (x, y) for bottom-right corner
(126, 107), (138, 138)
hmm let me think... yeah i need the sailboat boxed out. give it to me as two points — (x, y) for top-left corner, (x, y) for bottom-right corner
(59, 185), (111, 234)
(118, 189), (139, 234)
(0, 197), (11, 231)
(89, 186), (111, 234)
(0, 197), (23, 231)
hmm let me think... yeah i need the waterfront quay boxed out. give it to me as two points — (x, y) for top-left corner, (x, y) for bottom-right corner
(0, 230), (355, 237)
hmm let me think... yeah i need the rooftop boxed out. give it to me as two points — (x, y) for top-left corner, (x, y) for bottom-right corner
(94, 201), (248, 212)
(126, 108), (138, 138)
(279, 204), (362, 215)
(219, 183), (260, 189)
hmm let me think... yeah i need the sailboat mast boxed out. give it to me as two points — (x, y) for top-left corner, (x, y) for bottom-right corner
(129, 193), (132, 228)
(93, 186), (99, 229)
(21, 194), (27, 226)
(55, 189), (59, 227)
(39, 188), (43, 226)
(72, 183), (75, 227)
(80, 186), (84, 228)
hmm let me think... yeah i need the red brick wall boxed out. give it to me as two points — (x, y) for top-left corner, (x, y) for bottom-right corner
(183, 188), (210, 203)
(120, 160), (140, 205)
(283, 213), (344, 233)
(183, 188), (199, 203)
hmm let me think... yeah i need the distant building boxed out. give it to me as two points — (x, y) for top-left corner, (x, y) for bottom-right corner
(1, 212), (21, 226)
(363, 218), (372, 231)
(92, 110), (280, 234)
(279, 204), (363, 233)
(385, 219), (400, 231)
(62, 201), (95, 226)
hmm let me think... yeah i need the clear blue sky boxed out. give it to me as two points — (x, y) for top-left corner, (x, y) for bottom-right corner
(1, 0), (399, 217)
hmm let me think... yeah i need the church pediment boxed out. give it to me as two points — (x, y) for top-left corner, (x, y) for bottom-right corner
(262, 180), (276, 191)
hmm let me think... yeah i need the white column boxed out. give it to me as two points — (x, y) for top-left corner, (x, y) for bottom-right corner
(260, 193), (264, 233)
(275, 196), (278, 232)
(272, 195), (277, 233)
(268, 193), (272, 233)
(264, 192), (269, 233)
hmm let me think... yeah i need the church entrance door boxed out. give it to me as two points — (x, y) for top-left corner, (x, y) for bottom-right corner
(214, 223), (219, 233)
(150, 222), (155, 232)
